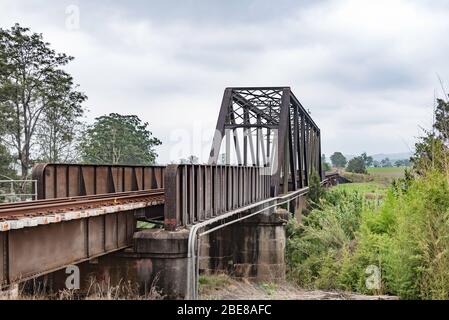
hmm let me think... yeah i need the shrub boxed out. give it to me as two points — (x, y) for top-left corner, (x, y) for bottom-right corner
(346, 156), (367, 174)
(287, 170), (449, 299)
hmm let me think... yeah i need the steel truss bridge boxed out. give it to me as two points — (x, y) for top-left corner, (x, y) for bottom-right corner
(0, 87), (335, 293)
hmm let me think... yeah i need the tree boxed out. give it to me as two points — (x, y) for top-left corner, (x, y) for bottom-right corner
(361, 152), (373, 167)
(394, 159), (411, 167)
(36, 81), (85, 163)
(180, 155), (199, 164)
(79, 113), (161, 165)
(411, 132), (448, 174)
(410, 94), (449, 175)
(0, 24), (86, 178)
(307, 171), (324, 208)
(380, 157), (392, 167)
(330, 152), (347, 168)
(434, 96), (449, 141)
(346, 155), (367, 174)
(321, 154), (331, 172)
(0, 143), (16, 179)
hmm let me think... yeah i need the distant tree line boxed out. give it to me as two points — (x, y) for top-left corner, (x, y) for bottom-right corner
(322, 150), (411, 174)
(0, 24), (161, 180)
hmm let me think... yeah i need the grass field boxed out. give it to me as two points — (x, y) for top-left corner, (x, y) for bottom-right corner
(334, 182), (386, 195)
(367, 166), (407, 177)
(340, 166), (409, 186)
(336, 166), (409, 197)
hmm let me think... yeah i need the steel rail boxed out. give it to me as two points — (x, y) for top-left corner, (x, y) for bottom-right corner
(0, 189), (161, 210)
(0, 189), (164, 219)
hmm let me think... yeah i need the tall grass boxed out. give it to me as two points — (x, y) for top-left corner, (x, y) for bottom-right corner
(287, 171), (449, 299)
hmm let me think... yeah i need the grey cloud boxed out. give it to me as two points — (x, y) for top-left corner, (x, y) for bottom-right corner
(1, 0), (448, 162)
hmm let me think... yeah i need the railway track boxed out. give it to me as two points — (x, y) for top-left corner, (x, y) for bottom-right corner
(0, 189), (165, 220)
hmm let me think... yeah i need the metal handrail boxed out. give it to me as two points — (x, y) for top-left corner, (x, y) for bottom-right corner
(0, 179), (37, 202)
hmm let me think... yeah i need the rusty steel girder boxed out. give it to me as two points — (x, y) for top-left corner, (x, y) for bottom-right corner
(32, 163), (165, 199)
(164, 164), (271, 230)
(0, 210), (135, 287)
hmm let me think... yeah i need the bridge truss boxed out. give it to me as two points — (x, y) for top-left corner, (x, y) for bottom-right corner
(209, 87), (322, 196)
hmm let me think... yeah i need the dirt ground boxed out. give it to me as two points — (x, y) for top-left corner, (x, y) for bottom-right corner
(199, 276), (398, 300)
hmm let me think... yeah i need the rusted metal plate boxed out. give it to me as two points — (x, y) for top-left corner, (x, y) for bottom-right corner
(163, 164), (274, 230)
(117, 212), (127, 247)
(111, 167), (123, 193)
(126, 212), (135, 244)
(33, 164), (166, 199)
(95, 166), (109, 194)
(105, 213), (118, 251)
(135, 167), (143, 190)
(0, 232), (5, 285)
(144, 167), (153, 189)
(82, 166), (95, 195)
(88, 216), (104, 256)
(8, 220), (87, 282)
(56, 165), (68, 198)
(45, 165), (55, 199)
(155, 167), (163, 188)
(124, 167), (135, 191)
(68, 166), (80, 197)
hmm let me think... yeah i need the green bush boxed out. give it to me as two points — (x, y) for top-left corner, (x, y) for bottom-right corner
(286, 188), (368, 289)
(287, 171), (449, 299)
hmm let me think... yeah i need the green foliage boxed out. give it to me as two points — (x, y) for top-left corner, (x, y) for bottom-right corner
(307, 171), (323, 208)
(394, 159), (411, 167)
(287, 188), (368, 289)
(287, 171), (449, 299)
(434, 95), (449, 141)
(198, 274), (231, 295)
(330, 152), (347, 168)
(361, 152), (373, 167)
(411, 133), (448, 175)
(346, 155), (367, 174)
(380, 157), (392, 167)
(79, 113), (161, 165)
(259, 282), (278, 296)
(0, 24), (86, 176)
(0, 142), (16, 179)
(288, 92), (449, 299)
(321, 154), (331, 172)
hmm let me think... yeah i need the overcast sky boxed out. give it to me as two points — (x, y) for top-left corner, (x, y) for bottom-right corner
(1, 0), (449, 163)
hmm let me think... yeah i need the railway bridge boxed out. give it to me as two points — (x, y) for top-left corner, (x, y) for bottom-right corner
(0, 87), (338, 299)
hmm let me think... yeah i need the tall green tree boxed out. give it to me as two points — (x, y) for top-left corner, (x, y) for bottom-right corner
(330, 152), (347, 168)
(79, 113), (161, 165)
(361, 152), (373, 167)
(0, 24), (86, 178)
(346, 155), (367, 174)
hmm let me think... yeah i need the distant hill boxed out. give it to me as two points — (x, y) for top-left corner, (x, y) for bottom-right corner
(370, 152), (412, 161)
(343, 152), (412, 162)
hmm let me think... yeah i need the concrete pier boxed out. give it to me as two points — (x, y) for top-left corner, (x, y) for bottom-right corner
(232, 209), (289, 282)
